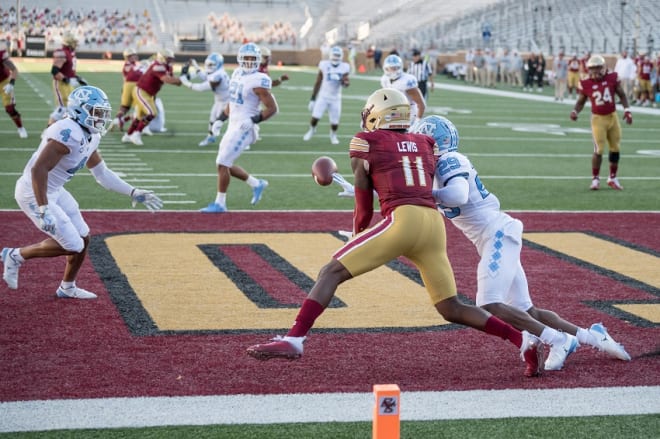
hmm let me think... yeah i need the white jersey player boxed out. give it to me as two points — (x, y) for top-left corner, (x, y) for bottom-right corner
(411, 115), (631, 370)
(380, 54), (426, 127)
(180, 52), (231, 146)
(200, 42), (278, 213)
(302, 45), (350, 144)
(2, 86), (162, 299)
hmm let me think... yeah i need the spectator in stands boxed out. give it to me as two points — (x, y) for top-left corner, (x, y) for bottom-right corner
(567, 53), (581, 99)
(122, 49), (182, 146)
(406, 48), (434, 100)
(48, 33), (87, 126)
(553, 50), (568, 101)
(0, 39), (27, 138)
(614, 50), (637, 102)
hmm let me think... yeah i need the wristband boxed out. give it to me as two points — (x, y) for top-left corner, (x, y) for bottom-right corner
(623, 107), (630, 112)
(9, 78), (15, 85)
(218, 112), (228, 122)
(251, 113), (263, 124)
(62, 77), (70, 84)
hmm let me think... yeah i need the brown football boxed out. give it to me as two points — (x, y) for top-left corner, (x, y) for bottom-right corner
(311, 156), (338, 186)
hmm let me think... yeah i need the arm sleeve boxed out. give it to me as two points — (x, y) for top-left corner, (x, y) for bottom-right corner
(89, 160), (134, 196)
(432, 175), (469, 207)
(190, 81), (212, 92)
(352, 187), (374, 234)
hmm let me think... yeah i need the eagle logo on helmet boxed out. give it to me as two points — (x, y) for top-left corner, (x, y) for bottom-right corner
(361, 88), (410, 132)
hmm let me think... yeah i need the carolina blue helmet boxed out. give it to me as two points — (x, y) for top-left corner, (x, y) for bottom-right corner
(237, 43), (261, 74)
(67, 86), (112, 135)
(412, 115), (459, 155)
(330, 46), (343, 66)
(204, 52), (224, 73)
(383, 54), (403, 80)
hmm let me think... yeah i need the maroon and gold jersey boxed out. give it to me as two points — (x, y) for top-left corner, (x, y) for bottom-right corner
(349, 129), (438, 216)
(258, 63), (269, 74)
(637, 60), (653, 81)
(122, 60), (143, 82)
(0, 48), (10, 82)
(579, 71), (620, 115)
(136, 60), (172, 95)
(52, 45), (77, 78)
(568, 57), (580, 72)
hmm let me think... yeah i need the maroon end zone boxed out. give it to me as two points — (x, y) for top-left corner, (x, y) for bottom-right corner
(0, 211), (658, 402)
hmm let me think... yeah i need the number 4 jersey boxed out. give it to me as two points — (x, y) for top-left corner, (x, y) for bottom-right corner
(579, 71), (620, 115)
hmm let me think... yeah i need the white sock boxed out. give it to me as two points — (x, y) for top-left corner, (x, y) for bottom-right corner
(246, 176), (259, 187)
(12, 249), (25, 263)
(540, 327), (566, 347)
(576, 327), (597, 347)
(60, 281), (75, 290)
(214, 192), (226, 206)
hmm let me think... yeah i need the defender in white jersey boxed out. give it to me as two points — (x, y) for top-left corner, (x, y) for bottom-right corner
(180, 52), (231, 146)
(412, 115), (631, 369)
(380, 54), (426, 127)
(302, 45), (350, 145)
(1, 86), (163, 298)
(200, 43), (278, 213)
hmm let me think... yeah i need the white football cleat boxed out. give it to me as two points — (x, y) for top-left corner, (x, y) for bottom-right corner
(17, 127), (28, 138)
(590, 177), (600, 190)
(544, 333), (579, 371)
(129, 132), (143, 146)
(589, 323), (631, 361)
(330, 132), (339, 145)
(142, 125), (153, 136)
(303, 127), (316, 141)
(56, 286), (97, 299)
(2, 247), (22, 290)
(607, 177), (623, 190)
(121, 134), (131, 143)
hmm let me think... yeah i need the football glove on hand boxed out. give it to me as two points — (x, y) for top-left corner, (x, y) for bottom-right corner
(180, 63), (190, 77)
(308, 100), (315, 112)
(623, 109), (633, 125)
(3, 82), (14, 94)
(191, 59), (201, 74)
(69, 77), (80, 87)
(332, 173), (355, 198)
(280, 74), (289, 82)
(131, 188), (163, 212)
(76, 75), (88, 86)
(569, 110), (578, 121)
(37, 205), (56, 233)
(180, 74), (192, 87)
(211, 120), (224, 136)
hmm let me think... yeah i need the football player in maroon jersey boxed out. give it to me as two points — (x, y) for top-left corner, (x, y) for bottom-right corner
(570, 55), (632, 190)
(0, 40), (27, 138)
(247, 88), (545, 378)
(48, 33), (87, 126)
(110, 47), (142, 132)
(122, 49), (182, 145)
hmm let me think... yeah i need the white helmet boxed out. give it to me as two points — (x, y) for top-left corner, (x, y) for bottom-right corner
(330, 46), (343, 66)
(260, 46), (271, 64)
(361, 88), (410, 132)
(383, 54), (403, 80)
(237, 42), (261, 74)
(204, 52), (224, 73)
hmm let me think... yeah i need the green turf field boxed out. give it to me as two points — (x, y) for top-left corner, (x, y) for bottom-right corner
(0, 61), (658, 438)
(1, 60), (658, 212)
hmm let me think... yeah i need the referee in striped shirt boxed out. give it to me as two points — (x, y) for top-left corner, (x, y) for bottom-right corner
(407, 49), (434, 100)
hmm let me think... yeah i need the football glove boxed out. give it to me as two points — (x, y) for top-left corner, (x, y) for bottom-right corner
(211, 119), (224, 137)
(180, 75), (192, 88)
(191, 59), (201, 74)
(280, 74), (289, 82)
(623, 109), (632, 125)
(76, 75), (88, 86)
(131, 188), (163, 212)
(181, 63), (190, 76)
(308, 100), (315, 112)
(3, 82), (14, 94)
(569, 110), (578, 121)
(37, 205), (56, 233)
(332, 173), (355, 198)
(69, 77), (80, 87)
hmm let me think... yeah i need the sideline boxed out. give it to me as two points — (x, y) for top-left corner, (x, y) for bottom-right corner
(1, 386), (659, 432)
